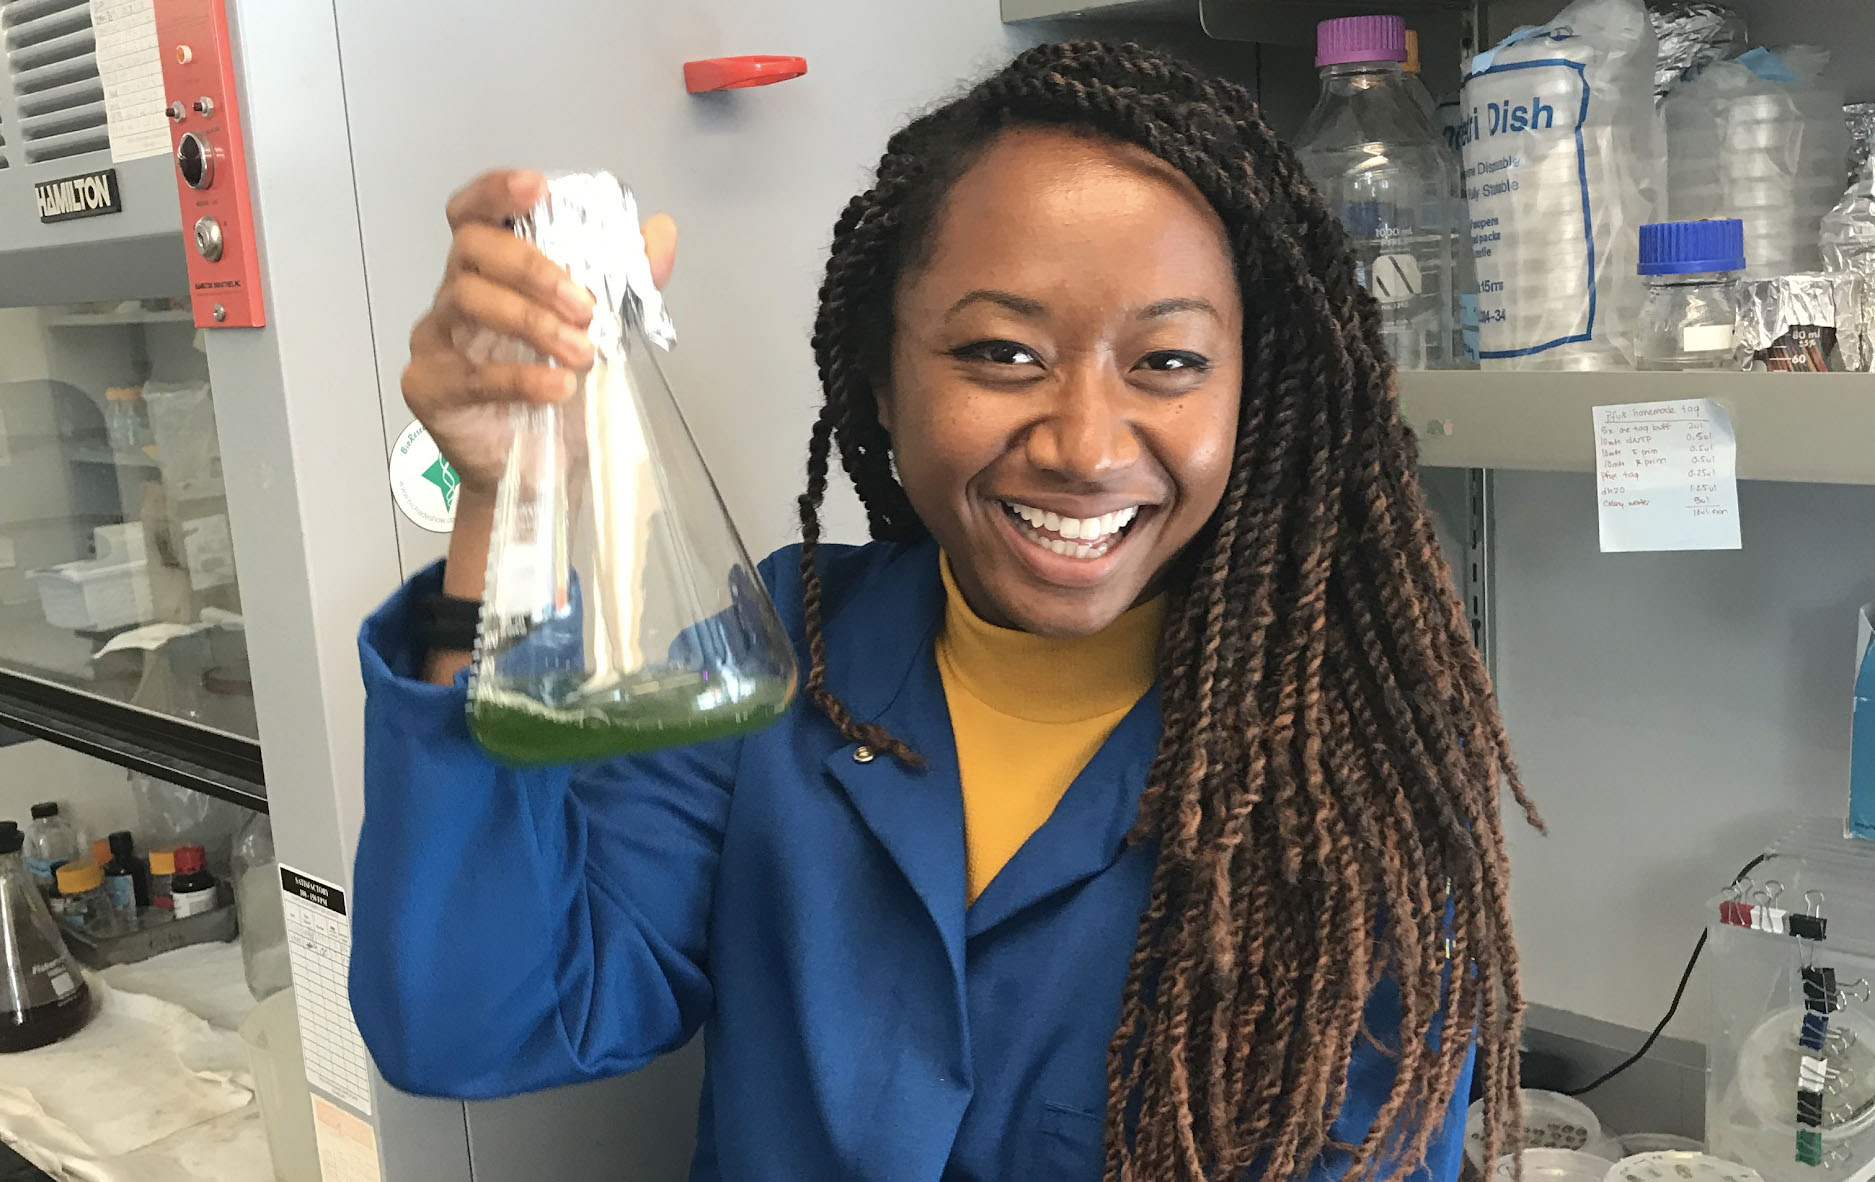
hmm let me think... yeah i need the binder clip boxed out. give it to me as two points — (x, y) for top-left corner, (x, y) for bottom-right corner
(1801, 1054), (1832, 1093)
(1802, 1012), (1831, 1051)
(1798, 1088), (1826, 1128)
(1802, 970), (1864, 1015)
(1721, 879), (1792, 934)
(1790, 891), (1830, 943)
(1798, 1128), (1823, 1166)
(1805, 967), (1840, 1014)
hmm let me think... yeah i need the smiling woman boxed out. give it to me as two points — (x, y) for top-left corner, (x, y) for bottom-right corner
(353, 37), (1538, 1182)
(878, 129), (1243, 636)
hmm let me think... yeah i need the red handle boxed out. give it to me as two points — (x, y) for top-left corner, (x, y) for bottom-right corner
(684, 55), (807, 93)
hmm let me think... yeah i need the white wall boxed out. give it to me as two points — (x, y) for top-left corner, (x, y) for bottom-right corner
(1493, 474), (1875, 1041)
(0, 739), (139, 849)
(332, 0), (1258, 579)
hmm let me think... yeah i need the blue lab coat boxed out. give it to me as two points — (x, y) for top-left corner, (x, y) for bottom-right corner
(351, 538), (1474, 1181)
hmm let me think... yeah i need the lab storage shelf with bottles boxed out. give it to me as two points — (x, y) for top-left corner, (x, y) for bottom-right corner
(1009, 0), (1875, 487)
(1, 774), (305, 1181)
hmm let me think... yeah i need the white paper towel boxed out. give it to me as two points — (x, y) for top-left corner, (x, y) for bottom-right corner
(0, 944), (271, 1180)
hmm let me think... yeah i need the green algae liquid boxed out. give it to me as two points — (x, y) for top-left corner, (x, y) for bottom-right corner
(469, 672), (794, 767)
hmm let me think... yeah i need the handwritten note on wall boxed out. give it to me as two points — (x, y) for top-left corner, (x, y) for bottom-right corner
(1593, 399), (1741, 553)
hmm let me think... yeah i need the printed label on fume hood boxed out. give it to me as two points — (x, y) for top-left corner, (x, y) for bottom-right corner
(90, 0), (170, 163)
(281, 865), (374, 1116)
(32, 170), (123, 223)
(389, 419), (460, 533)
(1593, 399), (1741, 553)
(181, 513), (235, 590)
(313, 1096), (382, 1182)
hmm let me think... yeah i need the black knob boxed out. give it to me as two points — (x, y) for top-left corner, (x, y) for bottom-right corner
(176, 132), (212, 189)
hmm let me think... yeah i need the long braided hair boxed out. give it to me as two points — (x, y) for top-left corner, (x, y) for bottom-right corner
(796, 40), (1542, 1182)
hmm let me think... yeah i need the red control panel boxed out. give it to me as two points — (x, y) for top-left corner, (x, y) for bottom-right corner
(153, 0), (264, 328)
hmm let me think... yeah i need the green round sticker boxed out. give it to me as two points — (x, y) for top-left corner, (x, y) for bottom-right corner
(389, 419), (459, 533)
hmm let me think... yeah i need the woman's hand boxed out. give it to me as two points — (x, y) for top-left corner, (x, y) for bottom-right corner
(407, 169), (675, 680)
(401, 169), (677, 496)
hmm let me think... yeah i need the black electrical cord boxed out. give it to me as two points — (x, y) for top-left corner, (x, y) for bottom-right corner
(1560, 852), (1773, 1098)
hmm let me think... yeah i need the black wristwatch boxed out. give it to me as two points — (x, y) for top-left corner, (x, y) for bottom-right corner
(419, 591), (483, 653)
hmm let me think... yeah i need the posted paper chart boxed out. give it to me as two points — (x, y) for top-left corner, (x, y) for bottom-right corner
(1593, 399), (1741, 553)
(281, 865), (374, 1116)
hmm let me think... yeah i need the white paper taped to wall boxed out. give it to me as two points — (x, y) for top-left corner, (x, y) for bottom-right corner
(90, 0), (171, 162)
(1593, 399), (1742, 553)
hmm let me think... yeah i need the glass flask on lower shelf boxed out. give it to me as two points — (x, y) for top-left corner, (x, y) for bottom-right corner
(467, 173), (797, 767)
(0, 822), (93, 1052)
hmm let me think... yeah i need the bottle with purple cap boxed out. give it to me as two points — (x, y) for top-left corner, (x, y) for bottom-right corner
(1295, 14), (1458, 370)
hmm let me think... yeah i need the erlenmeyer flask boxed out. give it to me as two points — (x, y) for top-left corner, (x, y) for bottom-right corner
(467, 173), (797, 766)
(0, 821), (94, 1052)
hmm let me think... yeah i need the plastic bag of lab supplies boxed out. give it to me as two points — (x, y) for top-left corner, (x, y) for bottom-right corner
(1459, 0), (1665, 369)
(1667, 48), (1850, 277)
(128, 770), (242, 877)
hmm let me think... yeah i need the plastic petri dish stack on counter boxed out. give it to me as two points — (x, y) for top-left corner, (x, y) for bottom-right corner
(1604, 1152), (1765, 1182)
(1617, 1135), (1705, 1157)
(1467, 1089), (1622, 1175)
(1493, 1149), (1620, 1182)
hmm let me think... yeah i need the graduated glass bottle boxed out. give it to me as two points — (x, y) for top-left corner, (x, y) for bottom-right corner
(467, 173), (797, 766)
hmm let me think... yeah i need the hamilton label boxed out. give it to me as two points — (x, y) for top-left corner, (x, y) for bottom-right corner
(34, 169), (123, 223)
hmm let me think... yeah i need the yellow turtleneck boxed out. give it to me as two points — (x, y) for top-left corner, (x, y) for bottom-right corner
(936, 555), (1164, 903)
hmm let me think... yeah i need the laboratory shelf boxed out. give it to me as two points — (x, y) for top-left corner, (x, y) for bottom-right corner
(1398, 371), (1875, 485)
(1003, 0), (1471, 32)
(66, 445), (162, 471)
(40, 307), (192, 328)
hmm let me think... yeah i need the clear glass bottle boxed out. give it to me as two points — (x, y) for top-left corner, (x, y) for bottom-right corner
(1635, 219), (1747, 371)
(1296, 15), (1456, 370)
(104, 385), (153, 453)
(55, 860), (114, 935)
(233, 812), (290, 1000)
(0, 822), (93, 1051)
(1402, 29), (1437, 123)
(147, 847), (176, 914)
(467, 172), (798, 766)
(24, 801), (79, 902)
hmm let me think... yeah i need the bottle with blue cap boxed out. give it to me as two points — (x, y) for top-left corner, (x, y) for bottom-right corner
(1635, 219), (1748, 370)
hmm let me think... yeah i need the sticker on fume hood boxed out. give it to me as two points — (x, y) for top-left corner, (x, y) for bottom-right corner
(281, 864), (375, 1116)
(313, 1097), (382, 1182)
(389, 419), (460, 533)
(32, 169), (123, 224)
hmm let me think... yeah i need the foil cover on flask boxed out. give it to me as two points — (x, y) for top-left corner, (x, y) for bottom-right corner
(466, 173), (797, 766)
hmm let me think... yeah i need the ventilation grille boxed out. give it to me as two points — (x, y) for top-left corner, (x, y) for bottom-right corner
(2, 0), (108, 165)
